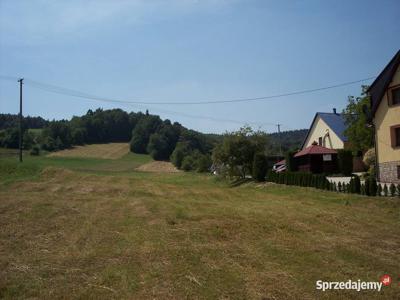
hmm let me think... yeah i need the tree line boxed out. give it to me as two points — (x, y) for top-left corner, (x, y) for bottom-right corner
(0, 109), (220, 172)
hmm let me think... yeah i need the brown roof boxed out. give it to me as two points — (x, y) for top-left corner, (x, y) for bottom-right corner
(368, 50), (400, 116)
(294, 144), (337, 157)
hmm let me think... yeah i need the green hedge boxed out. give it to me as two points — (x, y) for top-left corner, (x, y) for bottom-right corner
(266, 171), (400, 197)
(266, 171), (330, 190)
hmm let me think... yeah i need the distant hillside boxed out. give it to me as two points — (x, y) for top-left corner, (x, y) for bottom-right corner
(0, 113), (48, 130)
(266, 129), (308, 155)
(0, 111), (307, 156)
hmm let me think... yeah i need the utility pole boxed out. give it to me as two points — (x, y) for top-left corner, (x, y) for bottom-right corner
(18, 78), (23, 162)
(277, 124), (282, 158)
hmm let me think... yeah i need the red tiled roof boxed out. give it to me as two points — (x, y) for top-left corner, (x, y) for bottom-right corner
(294, 144), (337, 157)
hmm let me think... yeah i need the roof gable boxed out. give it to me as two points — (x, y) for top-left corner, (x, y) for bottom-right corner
(318, 113), (348, 142)
(368, 50), (400, 116)
(301, 112), (348, 148)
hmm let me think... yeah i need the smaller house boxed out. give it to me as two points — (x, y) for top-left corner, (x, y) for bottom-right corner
(302, 109), (365, 172)
(294, 142), (338, 174)
(302, 109), (348, 150)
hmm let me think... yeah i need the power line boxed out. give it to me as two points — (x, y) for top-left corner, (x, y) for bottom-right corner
(15, 76), (376, 105)
(12, 77), (289, 129)
(0, 75), (373, 132)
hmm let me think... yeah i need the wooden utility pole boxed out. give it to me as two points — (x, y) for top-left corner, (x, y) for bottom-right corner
(18, 78), (23, 162)
(277, 123), (282, 157)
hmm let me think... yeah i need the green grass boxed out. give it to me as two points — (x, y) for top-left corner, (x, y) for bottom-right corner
(0, 152), (399, 299)
(0, 150), (152, 176)
(27, 128), (43, 135)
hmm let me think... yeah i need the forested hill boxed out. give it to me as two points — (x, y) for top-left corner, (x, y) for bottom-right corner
(0, 110), (307, 158)
(266, 129), (308, 154)
(0, 113), (48, 130)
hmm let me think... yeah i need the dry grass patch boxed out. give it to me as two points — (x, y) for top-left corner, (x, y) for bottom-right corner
(48, 143), (129, 159)
(135, 161), (181, 173)
(0, 167), (399, 299)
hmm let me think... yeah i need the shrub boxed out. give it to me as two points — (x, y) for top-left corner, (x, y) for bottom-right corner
(353, 175), (361, 194)
(389, 183), (396, 197)
(362, 148), (375, 168)
(252, 153), (268, 182)
(364, 178), (370, 196)
(337, 150), (353, 176)
(377, 184), (382, 196)
(181, 156), (195, 171)
(30, 144), (40, 156)
(285, 151), (297, 172)
(383, 184), (388, 197)
(360, 184), (365, 195)
(369, 177), (377, 196)
(196, 154), (212, 173)
(397, 185), (400, 198)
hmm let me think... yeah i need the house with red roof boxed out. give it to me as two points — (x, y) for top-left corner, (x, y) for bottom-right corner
(294, 141), (338, 173)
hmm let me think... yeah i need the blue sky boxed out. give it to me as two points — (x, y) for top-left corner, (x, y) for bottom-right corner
(0, 0), (399, 134)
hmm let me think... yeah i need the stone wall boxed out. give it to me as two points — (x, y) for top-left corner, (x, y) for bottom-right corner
(379, 160), (400, 184)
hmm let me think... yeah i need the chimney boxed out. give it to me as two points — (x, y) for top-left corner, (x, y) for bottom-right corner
(333, 108), (337, 114)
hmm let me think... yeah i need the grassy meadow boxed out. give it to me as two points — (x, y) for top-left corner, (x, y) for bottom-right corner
(0, 145), (399, 299)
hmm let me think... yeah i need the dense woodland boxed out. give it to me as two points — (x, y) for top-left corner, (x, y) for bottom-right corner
(0, 109), (306, 172)
(0, 114), (48, 130)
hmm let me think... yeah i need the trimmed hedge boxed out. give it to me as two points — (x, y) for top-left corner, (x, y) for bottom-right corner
(266, 171), (329, 190)
(266, 171), (400, 197)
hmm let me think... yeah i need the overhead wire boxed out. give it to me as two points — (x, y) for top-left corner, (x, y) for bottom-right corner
(20, 76), (375, 105)
(0, 75), (375, 131)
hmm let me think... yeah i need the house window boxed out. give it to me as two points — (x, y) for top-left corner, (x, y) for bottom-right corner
(398, 166), (400, 179)
(391, 126), (400, 147)
(318, 137), (323, 146)
(389, 86), (400, 106)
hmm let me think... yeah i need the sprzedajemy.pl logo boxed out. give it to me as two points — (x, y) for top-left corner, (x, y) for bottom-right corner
(316, 275), (392, 292)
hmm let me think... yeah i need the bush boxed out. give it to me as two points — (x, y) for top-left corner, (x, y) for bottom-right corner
(360, 184), (365, 195)
(30, 144), (40, 156)
(377, 184), (382, 196)
(252, 153), (268, 182)
(389, 183), (396, 197)
(181, 156), (195, 171)
(337, 150), (353, 176)
(196, 154), (212, 173)
(170, 143), (189, 169)
(285, 151), (297, 172)
(368, 177), (377, 196)
(383, 184), (388, 197)
(362, 148), (375, 167)
(397, 185), (400, 198)
(349, 175), (361, 194)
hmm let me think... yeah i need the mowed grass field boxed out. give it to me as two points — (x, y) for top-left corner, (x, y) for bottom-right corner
(0, 145), (399, 299)
(47, 143), (130, 159)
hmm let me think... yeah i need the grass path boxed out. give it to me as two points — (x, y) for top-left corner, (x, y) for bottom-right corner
(0, 158), (399, 299)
